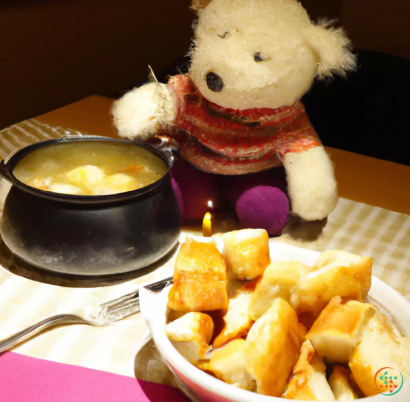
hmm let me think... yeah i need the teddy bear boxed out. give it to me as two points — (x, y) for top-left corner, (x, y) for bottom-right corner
(112, 0), (356, 235)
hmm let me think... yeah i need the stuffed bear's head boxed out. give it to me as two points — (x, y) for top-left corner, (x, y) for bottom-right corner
(189, 0), (356, 110)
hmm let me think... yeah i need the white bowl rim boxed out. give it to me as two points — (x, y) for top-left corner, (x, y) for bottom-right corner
(140, 240), (410, 402)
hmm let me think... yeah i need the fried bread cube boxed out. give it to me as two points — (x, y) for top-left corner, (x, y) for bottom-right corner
(285, 340), (335, 401)
(222, 229), (270, 280)
(250, 251), (372, 321)
(298, 250), (373, 315)
(349, 311), (410, 397)
(166, 312), (214, 363)
(245, 298), (304, 397)
(203, 339), (255, 391)
(226, 266), (245, 298)
(329, 366), (358, 400)
(248, 261), (311, 321)
(66, 165), (105, 186)
(168, 237), (229, 312)
(213, 286), (254, 349)
(167, 310), (187, 323)
(307, 296), (375, 363)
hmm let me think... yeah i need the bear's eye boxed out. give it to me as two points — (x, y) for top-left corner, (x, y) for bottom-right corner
(206, 72), (224, 92)
(254, 52), (270, 62)
(218, 32), (230, 39)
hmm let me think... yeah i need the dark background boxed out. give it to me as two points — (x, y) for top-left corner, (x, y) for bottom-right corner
(1, 0), (410, 165)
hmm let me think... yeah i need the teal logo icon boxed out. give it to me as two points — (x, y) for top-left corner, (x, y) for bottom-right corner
(374, 367), (404, 396)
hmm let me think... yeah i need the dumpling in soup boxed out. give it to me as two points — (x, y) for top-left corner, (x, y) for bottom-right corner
(91, 173), (141, 195)
(13, 142), (167, 196)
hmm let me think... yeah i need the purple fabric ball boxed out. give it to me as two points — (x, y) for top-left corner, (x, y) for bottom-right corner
(236, 186), (289, 235)
(171, 178), (184, 216)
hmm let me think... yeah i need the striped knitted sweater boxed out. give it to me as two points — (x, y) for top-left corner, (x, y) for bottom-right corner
(168, 75), (321, 175)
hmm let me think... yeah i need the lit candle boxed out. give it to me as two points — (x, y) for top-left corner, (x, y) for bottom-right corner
(202, 212), (212, 237)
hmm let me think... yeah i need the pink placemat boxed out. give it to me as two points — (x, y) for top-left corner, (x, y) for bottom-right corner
(0, 352), (189, 402)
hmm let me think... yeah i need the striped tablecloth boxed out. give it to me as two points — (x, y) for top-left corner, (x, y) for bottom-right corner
(0, 118), (86, 159)
(0, 119), (409, 386)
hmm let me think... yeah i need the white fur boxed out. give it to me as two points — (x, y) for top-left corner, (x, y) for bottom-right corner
(190, 0), (355, 110)
(112, 83), (176, 140)
(191, 0), (212, 10)
(283, 146), (338, 221)
(305, 22), (356, 78)
(112, 0), (351, 221)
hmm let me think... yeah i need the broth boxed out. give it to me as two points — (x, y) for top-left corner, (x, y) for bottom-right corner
(13, 142), (167, 196)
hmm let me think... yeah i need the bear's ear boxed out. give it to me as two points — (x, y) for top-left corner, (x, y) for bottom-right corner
(191, 0), (212, 11)
(304, 21), (356, 78)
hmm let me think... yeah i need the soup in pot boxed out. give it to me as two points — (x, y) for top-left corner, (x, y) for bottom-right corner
(13, 142), (168, 196)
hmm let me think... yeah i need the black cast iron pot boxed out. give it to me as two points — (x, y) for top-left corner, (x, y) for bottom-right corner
(0, 136), (181, 276)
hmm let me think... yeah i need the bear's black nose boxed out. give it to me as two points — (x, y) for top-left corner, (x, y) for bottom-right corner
(206, 72), (224, 92)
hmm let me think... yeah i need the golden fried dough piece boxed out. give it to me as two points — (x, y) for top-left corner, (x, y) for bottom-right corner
(245, 298), (304, 397)
(202, 339), (255, 391)
(349, 311), (410, 397)
(250, 251), (372, 320)
(168, 237), (228, 312)
(225, 264), (245, 298)
(329, 366), (358, 400)
(213, 286), (254, 349)
(248, 261), (311, 321)
(166, 312), (214, 363)
(347, 371), (366, 399)
(222, 229), (270, 280)
(285, 340), (335, 400)
(307, 296), (375, 363)
(167, 310), (186, 323)
(298, 250), (373, 315)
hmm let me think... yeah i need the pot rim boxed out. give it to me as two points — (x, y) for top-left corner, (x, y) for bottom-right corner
(0, 136), (174, 204)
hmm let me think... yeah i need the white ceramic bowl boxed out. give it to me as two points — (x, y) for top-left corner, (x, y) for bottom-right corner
(140, 238), (410, 402)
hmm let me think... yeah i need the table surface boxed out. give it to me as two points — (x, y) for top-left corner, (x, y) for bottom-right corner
(36, 95), (410, 216)
(1, 95), (409, 402)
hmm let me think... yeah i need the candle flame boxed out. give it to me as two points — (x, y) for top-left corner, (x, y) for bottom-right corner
(202, 212), (212, 237)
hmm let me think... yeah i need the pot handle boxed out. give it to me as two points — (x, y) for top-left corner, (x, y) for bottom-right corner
(0, 160), (16, 184)
(150, 135), (180, 165)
